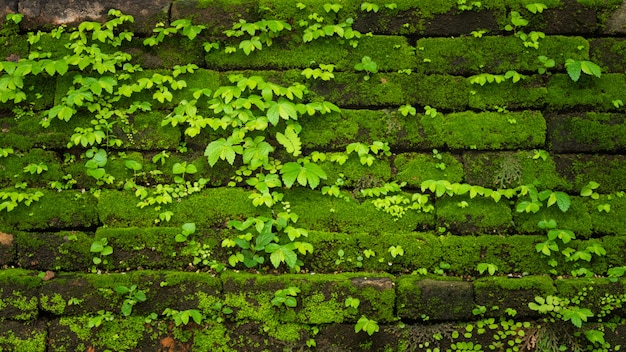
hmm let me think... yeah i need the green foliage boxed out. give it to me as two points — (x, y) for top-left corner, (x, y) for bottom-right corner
(355, 315), (379, 336)
(175, 222), (196, 243)
(90, 237), (113, 267)
(476, 263), (498, 276)
(0, 190), (44, 212)
(354, 56), (378, 80)
(222, 212), (312, 271)
(526, 3), (548, 14)
(361, 2), (380, 13)
(271, 286), (300, 308)
(115, 285), (147, 316)
(163, 308), (204, 326)
(565, 59), (602, 82)
(87, 310), (114, 328)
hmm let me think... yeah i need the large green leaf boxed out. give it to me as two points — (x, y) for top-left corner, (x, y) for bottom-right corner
(280, 161), (327, 189)
(242, 137), (274, 169)
(267, 244), (297, 268)
(276, 124), (302, 156)
(565, 59), (581, 82)
(267, 98), (298, 125)
(204, 137), (243, 166)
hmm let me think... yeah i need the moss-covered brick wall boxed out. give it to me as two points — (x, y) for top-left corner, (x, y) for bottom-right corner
(1, 0), (626, 350)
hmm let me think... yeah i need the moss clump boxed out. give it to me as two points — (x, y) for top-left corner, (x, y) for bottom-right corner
(0, 190), (99, 231)
(0, 148), (65, 188)
(0, 323), (47, 352)
(221, 271), (395, 323)
(95, 227), (206, 270)
(555, 154), (626, 193)
(474, 276), (556, 318)
(436, 195), (512, 234)
(16, 231), (92, 271)
(469, 76), (547, 110)
(309, 72), (413, 107)
(464, 151), (569, 191)
(285, 188), (433, 234)
(320, 155), (392, 188)
(513, 196), (593, 237)
(548, 112), (626, 153)
(124, 112), (182, 150)
(396, 277), (474, 321)
(546, 73), (626, 111)
(40, 293), (67, 315)
(395, 152), (464, 186)
(192, 322), (236, 352)
(58, 315), (147, 351)
(416, 36), (588, 75)
(422, 110), (546, 150)
(588, 195), (626, 235)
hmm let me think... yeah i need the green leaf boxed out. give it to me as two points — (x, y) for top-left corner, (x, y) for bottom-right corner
(580, 60), (601, 78)
(276, 124), (302, 156)
(562, 308), (593, 328)
(242, 138), (274, 169)
(181, 222), (196, 235)
(565, 59), (581, 82)
(90, 241), (104, 253)
(355, 316), (379, 336)
(268, 245), (298, 268)
(280, 161), (327, 189)
(204, 137), (243, 166)
(267, 98), (298, 125)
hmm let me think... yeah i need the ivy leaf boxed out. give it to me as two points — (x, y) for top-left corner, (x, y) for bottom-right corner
(565, 59), (582, 82)
(267, 98), (298, 125)
(355, 316), (379, 336)
(267, 243), (298, 268)
(280, 161), (327, 189)
(204, 137), (243, 166)
(242, 137), (274, 169)
(275, 124), (302, 156)
(561, 308), (593, 328)
(580, 60), (601, 78)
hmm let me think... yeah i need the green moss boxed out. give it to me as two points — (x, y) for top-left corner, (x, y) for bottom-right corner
(309, 72), (411, 107)
(285, 188), (433, 234)
(395, 152), (464, 186)
(95, 227), (199, 270)
(299, 109), (398, 150)
(422, 110), (547, 150)
(0, 148), (65, 188)
(192, 322), (235, 351)
(127, 112), (182, 150)
(547, 74), (626, 111)
(558, 154), (626, 193)
(356, 232), (442, 272)
(416, 36), (588, 75)
(513, 196), (593, 237)
(40, 293), (67, 315)
(474, 276), (556, 317)
(221, 272), (395, 323)
(590, 38), (626, 73)
(321, 156), (392, 188)
(127, 35), (205, 69)
(59, 315), (147, 351)
(0, 190), (99, 231)
(413, 75), (469, 111)
(464, 151), (569, 190)
(0, 328), (46, 352)
(396, 277), (474, 321)
(548, 112), (626, 152)
(588, 195), (626, 235)
(2, 290), (39, 320)
(436, 195), (512, 234)
(469, 76), (547, 110)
